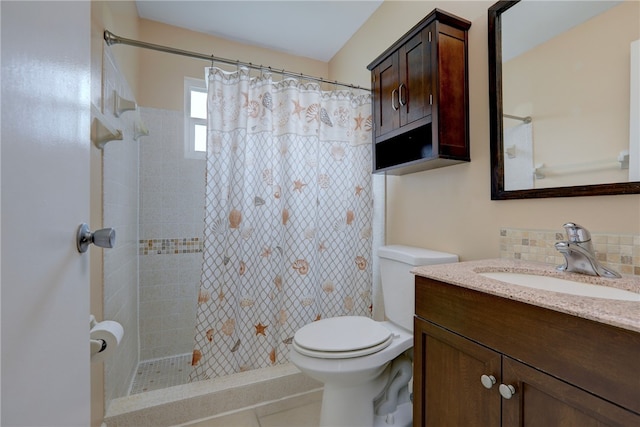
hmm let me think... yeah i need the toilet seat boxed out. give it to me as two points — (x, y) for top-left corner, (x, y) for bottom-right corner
(292, 316), (394, 359)
(293, 335), (394, 359)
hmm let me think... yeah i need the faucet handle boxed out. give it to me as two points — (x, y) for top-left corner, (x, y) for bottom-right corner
(562, 222), (591, 243)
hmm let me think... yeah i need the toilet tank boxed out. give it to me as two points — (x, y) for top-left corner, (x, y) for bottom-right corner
(378, 245), (458, 332)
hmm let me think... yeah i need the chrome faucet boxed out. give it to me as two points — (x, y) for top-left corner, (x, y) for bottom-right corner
(555, 222), (621, 278)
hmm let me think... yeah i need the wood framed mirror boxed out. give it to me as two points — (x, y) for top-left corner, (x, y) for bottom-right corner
(488, 0), (640, 199)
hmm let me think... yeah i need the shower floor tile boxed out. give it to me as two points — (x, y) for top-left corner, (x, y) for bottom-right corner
(130, 354), (191, 394)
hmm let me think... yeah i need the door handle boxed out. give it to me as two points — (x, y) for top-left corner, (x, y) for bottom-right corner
(76, 223), (116, 253)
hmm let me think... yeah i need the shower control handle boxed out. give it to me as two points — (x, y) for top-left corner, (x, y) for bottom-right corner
(77, 223), (116, 253)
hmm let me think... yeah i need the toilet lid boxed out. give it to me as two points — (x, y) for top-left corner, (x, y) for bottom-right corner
(293, 316), (393, 357)
(292, 334), (394, 359)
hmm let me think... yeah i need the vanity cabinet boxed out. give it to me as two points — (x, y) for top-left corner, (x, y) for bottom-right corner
(414, 276), (640, 426)
(367, 9), (471, 175)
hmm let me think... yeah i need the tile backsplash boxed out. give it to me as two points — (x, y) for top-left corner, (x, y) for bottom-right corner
(500, 228), (640, 276)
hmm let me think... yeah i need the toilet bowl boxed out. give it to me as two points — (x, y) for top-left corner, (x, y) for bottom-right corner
(289, 245), (459, 427)
(289, 319), (413, 427)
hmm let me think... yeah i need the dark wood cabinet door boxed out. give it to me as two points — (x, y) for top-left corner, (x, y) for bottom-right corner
(501, 357), (640, 427)
(372, 54), (399, 139)
(435, 26), (469, 159)
(398, 27), (432, 127)
(414, 318), (501, 427)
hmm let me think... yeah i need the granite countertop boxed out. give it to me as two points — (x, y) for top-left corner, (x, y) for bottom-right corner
(412, 259), (640, 334)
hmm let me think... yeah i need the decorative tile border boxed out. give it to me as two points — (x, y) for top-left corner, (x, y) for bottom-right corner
(500, 228), (640, 276)
(139, 238), (204, 255)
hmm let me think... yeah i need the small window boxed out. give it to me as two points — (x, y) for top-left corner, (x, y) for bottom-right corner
(194, 124), (207, 152)
(184, 77), (207, 159)
(190, 90), (207, 120)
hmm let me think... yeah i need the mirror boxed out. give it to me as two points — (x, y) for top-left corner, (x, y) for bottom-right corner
(489, 0), (640, 199)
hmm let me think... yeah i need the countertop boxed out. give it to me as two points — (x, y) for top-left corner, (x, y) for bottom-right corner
(412, 259), (640, 334)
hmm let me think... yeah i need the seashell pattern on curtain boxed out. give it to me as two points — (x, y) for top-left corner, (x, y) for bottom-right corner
(189, 67), (374, 381)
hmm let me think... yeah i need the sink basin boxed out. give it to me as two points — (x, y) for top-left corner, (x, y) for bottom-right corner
(479, 272), (640, 301)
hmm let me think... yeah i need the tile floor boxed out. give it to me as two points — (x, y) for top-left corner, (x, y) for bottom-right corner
(130, 354), (191, 394)
(259, 401), (321, 427)
(180, 400), (322, 427)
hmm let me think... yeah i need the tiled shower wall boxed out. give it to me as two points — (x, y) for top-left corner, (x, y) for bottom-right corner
(500, 227), (640, 276)
(138, 107), (205, 360)
(102, 46), (140, 402)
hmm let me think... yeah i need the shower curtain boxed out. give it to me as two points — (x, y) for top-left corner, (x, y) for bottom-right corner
(190, 67), (374, 381)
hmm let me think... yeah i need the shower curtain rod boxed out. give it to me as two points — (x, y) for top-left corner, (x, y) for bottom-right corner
(503, 113), (532, 123)
(104, 30), (370, 91)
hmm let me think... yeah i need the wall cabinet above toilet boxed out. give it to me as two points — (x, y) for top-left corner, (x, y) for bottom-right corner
(367, 9), (471, 175)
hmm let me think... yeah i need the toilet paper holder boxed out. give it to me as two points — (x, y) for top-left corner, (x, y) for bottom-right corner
(90, 315), (107, 356)
(90, 315), (123, 361)
(91, 337), (107, 355)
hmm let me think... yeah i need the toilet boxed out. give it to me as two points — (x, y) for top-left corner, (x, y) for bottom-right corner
(289, 245), (458, 427)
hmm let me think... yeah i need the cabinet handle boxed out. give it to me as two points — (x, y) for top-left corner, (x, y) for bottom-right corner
(398, 83), (407, 106)
(499, 384), (516, 399)
(480, 374), (496, 389)
(391, 88), (399, 111)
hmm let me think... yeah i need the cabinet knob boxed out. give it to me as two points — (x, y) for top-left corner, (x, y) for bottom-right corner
(480, 374), (496, 389)
(499, 384), (516, 399)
